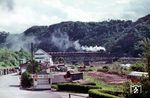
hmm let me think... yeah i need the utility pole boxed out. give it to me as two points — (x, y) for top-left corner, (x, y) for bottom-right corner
(31, 43), (34, 61)
(31, 43), (35, 90)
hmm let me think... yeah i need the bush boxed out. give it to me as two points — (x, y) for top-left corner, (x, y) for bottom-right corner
(88, 68), (93, 71)
(20, 72), (33, 88)
(80, 82), (96, 86)
(99, 89), (123, 96)
(89, 89), (119, 98)
(51, 84), (58, 90)
(57, 83), (100, 93)
(97, 66), (109, 72)
(26, 60), (41, 74)
(97, 68), (107, 72)
(130, 63), (145, 72)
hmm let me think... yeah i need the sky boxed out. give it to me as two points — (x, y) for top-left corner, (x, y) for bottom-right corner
(0, 0), (150, 34)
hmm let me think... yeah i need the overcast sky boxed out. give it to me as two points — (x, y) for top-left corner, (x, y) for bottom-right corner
(0, 0), (150, 34)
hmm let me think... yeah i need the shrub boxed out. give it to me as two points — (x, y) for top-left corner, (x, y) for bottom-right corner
(51, 84), (58, 90)
(130, 63), (145, 72)
(80, 82), (96, 86)
(26, 60), (41, 74)
(88, 68), (93, 71)
(97, 66), (109, 72)
(89, 89), (119, 98)
(97, 68), (107, 72)
(20, 71), (33, 88)
(99, 89), (123, 96)
(57, 83), (100, 93)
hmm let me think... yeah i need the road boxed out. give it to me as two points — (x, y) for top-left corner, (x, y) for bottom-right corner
(0, 74), (61, 98)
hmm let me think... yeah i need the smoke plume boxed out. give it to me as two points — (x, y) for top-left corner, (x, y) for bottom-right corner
(5, 33), (39, 51)
(51, 29), (74, 51)
(0, 0), (14, 11)
(51, 29), (106, 52)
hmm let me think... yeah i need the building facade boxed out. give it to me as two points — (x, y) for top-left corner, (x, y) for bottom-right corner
(34, 49), (53, 66)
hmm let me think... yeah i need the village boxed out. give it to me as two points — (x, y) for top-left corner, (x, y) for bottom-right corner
(0, 0), (150, 98)
(7, 48), (146, 98)
(0, 44), (149, 98)
(0, 47), (150, 98)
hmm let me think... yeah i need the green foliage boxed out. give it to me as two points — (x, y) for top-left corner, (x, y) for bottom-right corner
(85, 76), (123, 91)
(57, 83), (100, 93)
(80, 82), (96, 86)
(124, 38), (150, 98)
(140, 38), (150, 57)
(0, 62), (5, 67)
(123, 81), (143, 98)
(1, 15), (150, 56)
(16, 48), (31, 59)
(130, 63), (145, 72)
(99, 89), (123, 97)
(18, 14), (149, 56)
(97, 66), (109, 72)
(51, 84), (58, 90)
(0, 48), (19, 67)
(123, 81), (131, 97)
(0, 48), (30, 68)
(89, 89), (120, 98)
(140, 37), (150, 79)
(141, 78), (150, 98)
(21, 71), (33, 88)
(26, 60), (41, 74)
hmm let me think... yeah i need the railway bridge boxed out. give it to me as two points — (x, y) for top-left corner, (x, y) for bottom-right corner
(48, 52), (142, 64)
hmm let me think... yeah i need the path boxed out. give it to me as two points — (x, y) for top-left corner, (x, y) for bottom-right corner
(0, 73), (61, 98)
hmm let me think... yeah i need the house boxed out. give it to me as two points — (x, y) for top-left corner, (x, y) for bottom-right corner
(34, 49), (53, 66)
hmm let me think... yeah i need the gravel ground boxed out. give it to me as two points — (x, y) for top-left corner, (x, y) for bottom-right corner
(88, 72), (128, 84)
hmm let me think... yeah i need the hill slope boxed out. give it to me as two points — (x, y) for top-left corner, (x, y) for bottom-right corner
(1, 14), (150, 57)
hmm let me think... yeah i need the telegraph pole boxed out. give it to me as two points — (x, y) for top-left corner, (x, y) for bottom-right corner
(31, 43), (35, 90)
(31, 43), (34, 61)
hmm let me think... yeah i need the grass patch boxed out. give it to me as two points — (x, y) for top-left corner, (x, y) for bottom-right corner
(85, 75), (123, 91)
(89, 89), (120, 98)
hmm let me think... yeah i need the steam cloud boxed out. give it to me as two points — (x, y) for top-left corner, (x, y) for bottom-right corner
(81, 45), (106, 52)
(51, 29), (106, 52)
(5, 33), (39, 51)
(0, 0), (14, 11)
(51, 29), (74, 51)
(4, 29), (105, 52)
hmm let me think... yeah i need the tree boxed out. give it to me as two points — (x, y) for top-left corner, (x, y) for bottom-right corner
(26, 60), (41, 74)
(140, 38), (150, 80)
